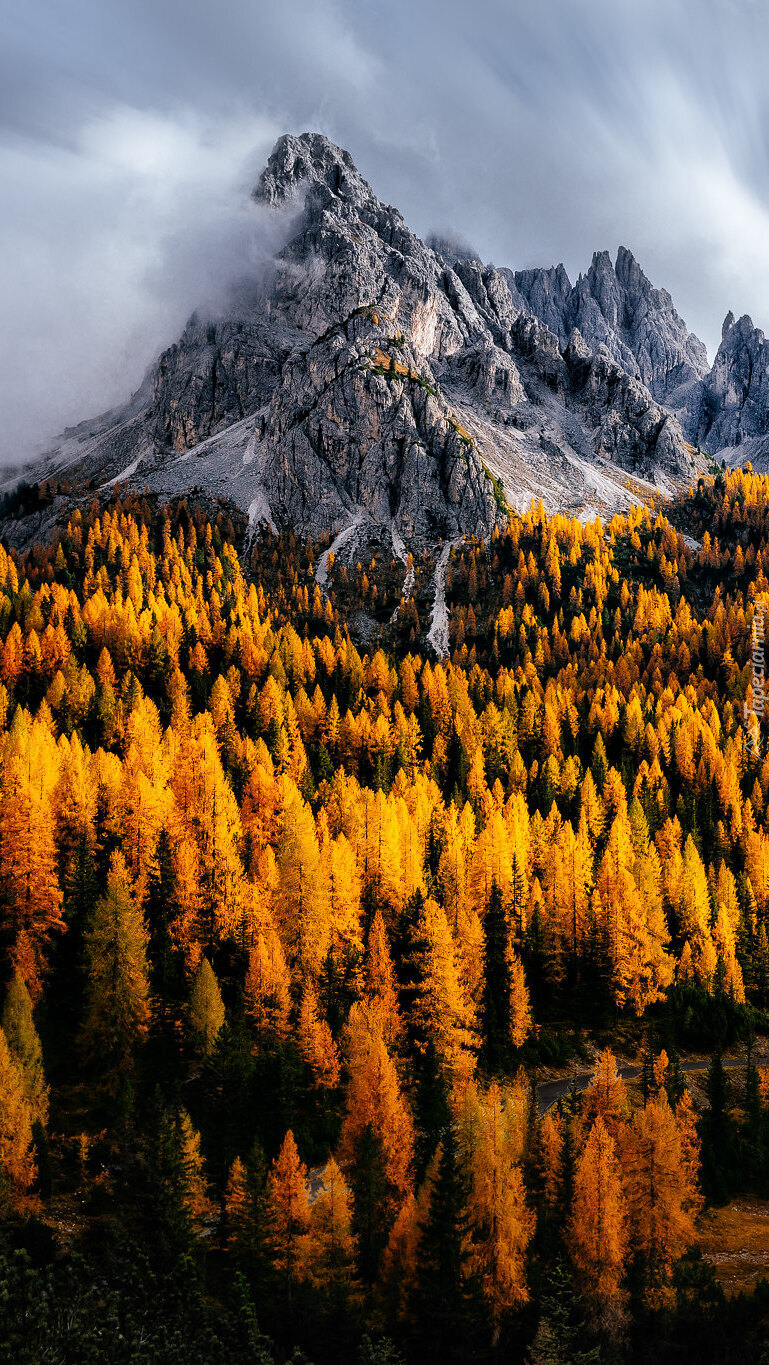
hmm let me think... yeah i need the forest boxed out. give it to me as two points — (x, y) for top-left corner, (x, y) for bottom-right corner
(1, 468), (769, 1362)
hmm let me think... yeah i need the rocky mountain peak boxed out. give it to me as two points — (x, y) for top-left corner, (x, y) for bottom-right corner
(614, 244), (645, 290)
(254, 131), (374, 209)
(584, 250), (616, 292)
(696, 311), (769, 456)
(721, 312), (761, 346)
(578, 250), (623, 329)
(425, 233), (482, 268)
(514, 244), (709, 412)
(513, 263), (572, 340)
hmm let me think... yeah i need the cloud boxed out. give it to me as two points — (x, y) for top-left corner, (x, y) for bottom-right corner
(0, 108), (283, 462)
(2, 0), (769, 461)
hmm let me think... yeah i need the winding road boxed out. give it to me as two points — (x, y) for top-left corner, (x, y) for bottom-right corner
(537, 1056), (749, 1114)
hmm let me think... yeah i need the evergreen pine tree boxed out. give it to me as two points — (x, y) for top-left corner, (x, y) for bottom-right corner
(2, 972), (48, 1124)
(81, 851), (150, 1090)
(48, 831), (99, 1048)
(64, 830), (99, 941)
(754, 923), (769, 1006)
(701, 1051), (734, 1202)
(144, 1097), (198, 1271)
(482, 881), (511, 1071)
(189, 957), (226, 1057)
(411, 1124), (479, 1365)
(350, 1121), (390, 1286)
(144, 827), (186, 1012)
(528, 1256), (601, 1365)
(413, 1044), (451, 1181)
(665, 1047), (687, 1106)
(639, 1024), (656, 1104)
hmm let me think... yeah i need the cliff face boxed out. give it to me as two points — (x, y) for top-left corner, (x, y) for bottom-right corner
(514, 246), (710, 408)
(33, 132), (702, 551)
(694, 312), (769, 463)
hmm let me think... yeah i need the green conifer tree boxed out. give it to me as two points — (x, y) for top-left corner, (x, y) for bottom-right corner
(2, 972), (48, 1124)
(482, 882), (511, 1072)
(411, 1124), (479, 1364)
(82, 852), (150, 1088)
(189, 957), (226, 1057)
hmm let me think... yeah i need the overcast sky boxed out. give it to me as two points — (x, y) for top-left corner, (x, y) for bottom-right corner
(2, 0), (769, 463)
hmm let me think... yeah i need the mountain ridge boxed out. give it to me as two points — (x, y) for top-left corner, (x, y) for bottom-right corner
(16, 130), (767, 560)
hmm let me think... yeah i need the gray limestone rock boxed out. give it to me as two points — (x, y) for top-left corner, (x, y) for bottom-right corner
(565, 337), (689, 478)
(515, 247), (710, 407)
(697, 313), (769, 455)
(513, 264), (572, 344)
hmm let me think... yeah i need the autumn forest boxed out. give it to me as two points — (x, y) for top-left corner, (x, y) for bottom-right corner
(3, 469), (769, 1362)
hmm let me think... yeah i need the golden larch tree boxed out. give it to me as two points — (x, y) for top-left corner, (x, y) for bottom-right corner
(264, 1129), (310, 1306)
(508, 951), (532, 1049)
(0, 1025), (36, 1206)
(82, 851), (151, 1084)
(537, 1111), (565, 1213)
(321, 828), (363, 958)
(177, 1108), (212, 1232)
(376, 1186), (424, 1327)
(224, 1155), (250, 1252)
(244, 921), (292, 1045)
(0, 756), (64, 999)
(189, 956), (226, 1056)
(463, 1080), (536, 1330)
(594, 808), (672, 1013)
(364, 907), (403, 1049)
(297, 983), (341, 1089)
(624, 1092), (701, 1308)
(274, 780), (329, 973)
(678, 835), (718, 985)
(582, 1049), (630, 1138)
(297, 1156), (361, 1307)
(339, 1002), (414, 1202)
(568, 1116), (629, 1314)
(2, 971), (48, 1124)
(414, 897), (478, 1089)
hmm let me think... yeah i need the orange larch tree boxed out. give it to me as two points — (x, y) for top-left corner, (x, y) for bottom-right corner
(624, 1091), (701, 1308)
(339, 1002), (414, 1204)
(568, 1115), (629, 1318)
(297, 983), (341, 1089)
(264, 1129), (310, 1308)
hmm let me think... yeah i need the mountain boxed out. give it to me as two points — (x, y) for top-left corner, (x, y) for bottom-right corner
(24, 132), (701, 562)
(694, 311), (769, 463)
(514, 246), (709, 408)
(510, 255), (769, 465)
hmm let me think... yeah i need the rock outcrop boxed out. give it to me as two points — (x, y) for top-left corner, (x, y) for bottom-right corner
(563, 330), (688, 478)
(695, 313), (769, 460)
(514, 247), (710, 406)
